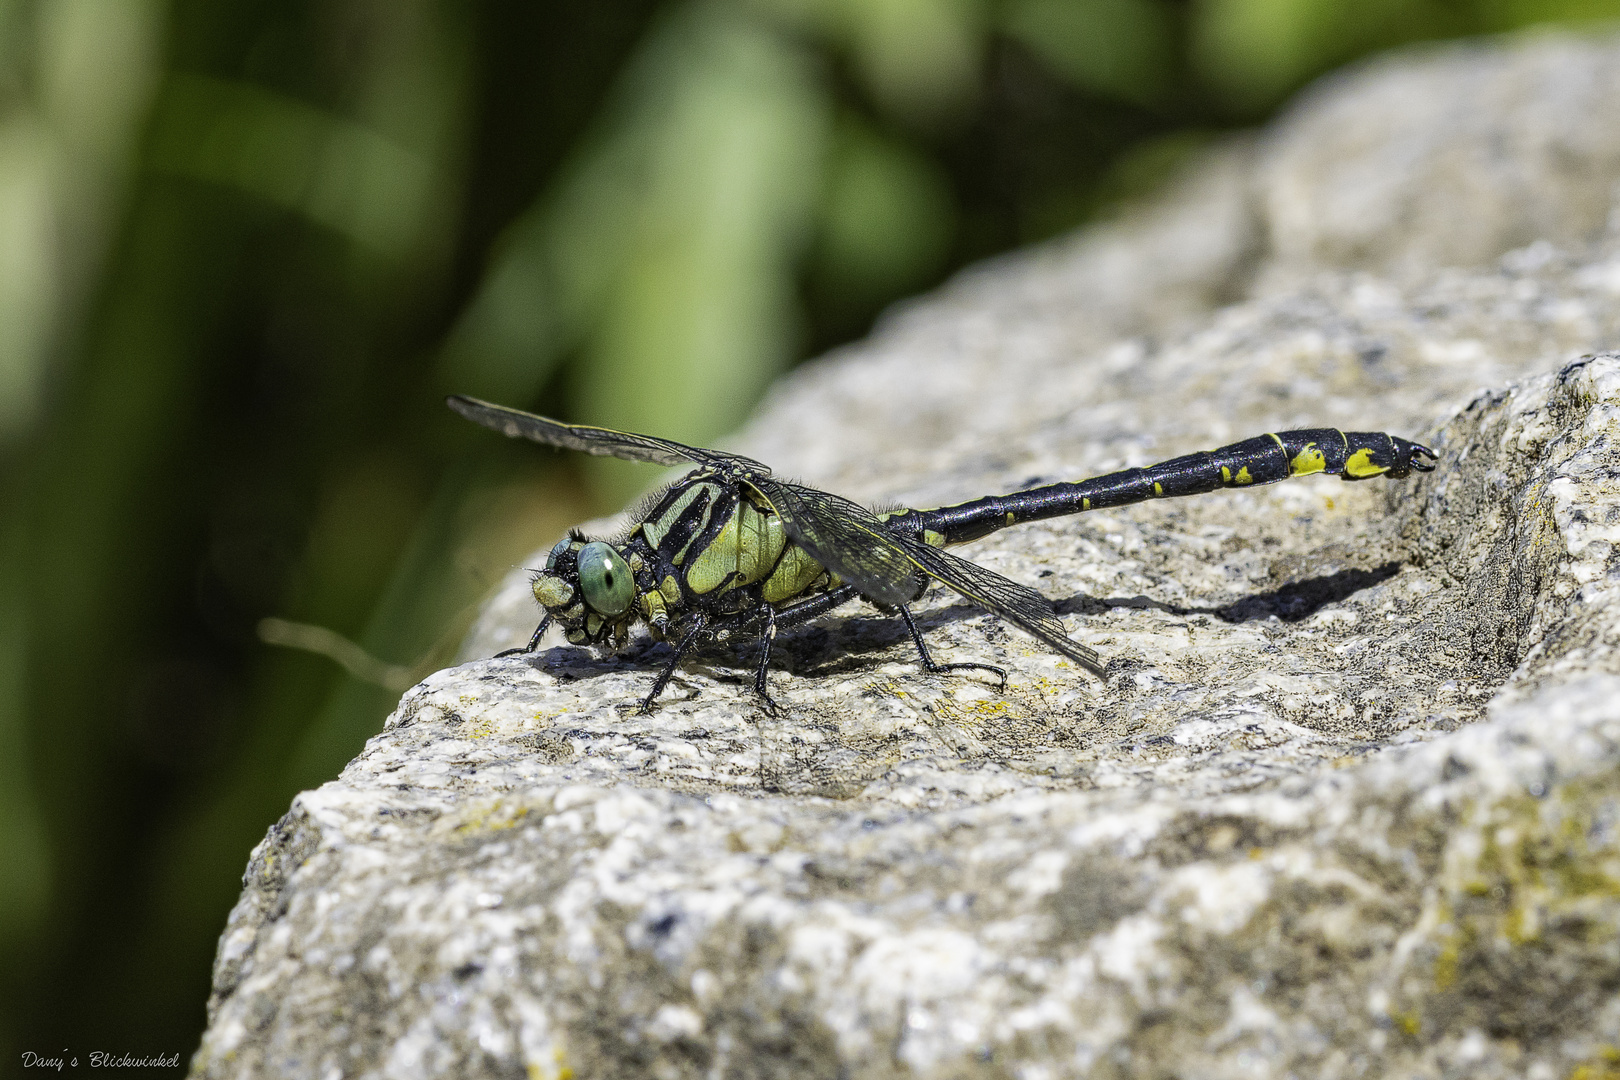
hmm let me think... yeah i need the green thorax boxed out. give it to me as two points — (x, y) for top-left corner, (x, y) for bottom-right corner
(632, 474), (837, 630)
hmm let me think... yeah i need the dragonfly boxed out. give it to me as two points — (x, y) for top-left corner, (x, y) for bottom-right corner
(450, 395), (1436, 713)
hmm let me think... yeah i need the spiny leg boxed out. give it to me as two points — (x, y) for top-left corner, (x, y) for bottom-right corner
(634, 613), (709, 714)
(496, 614), (552, 658)
(899, 604), (1007, 691)
(750, 602), (782, 715)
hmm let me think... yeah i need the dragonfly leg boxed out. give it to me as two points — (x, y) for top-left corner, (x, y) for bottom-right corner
(635, 613), (709, 714)
(750, 603), (782, 716)
(899, 605), (1007, 691)
(773, 584), (861, 627)
(495, 614), (552, 658)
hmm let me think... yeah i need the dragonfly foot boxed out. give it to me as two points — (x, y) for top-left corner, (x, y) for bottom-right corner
(625, 695), (661, 716)
(926, 661), (1008, 692)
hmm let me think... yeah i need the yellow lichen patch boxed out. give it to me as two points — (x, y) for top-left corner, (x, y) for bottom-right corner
(525, 1045), (574, 1080)
(453, 800), (531, 835)
(1570, 1045), (1620, 1080)
(1433, 931), (1461, 990)
(1344, 447), (1388, 477)
(1289, 443), (1327, 476)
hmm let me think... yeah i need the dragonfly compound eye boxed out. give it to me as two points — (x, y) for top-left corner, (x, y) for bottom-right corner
(545, 537), (572, 570)
(577, 541), (634, 616)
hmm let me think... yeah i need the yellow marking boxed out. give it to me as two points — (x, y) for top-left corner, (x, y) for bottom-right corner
(1005, 511), (1016, 525)
(1220, 466), (1231, 483)
(1233, 466), (1254, 485)
(735, 502), (779, 583)
(1267, 432), (1285, 449)
(585, 614), (602, 636)
(686, 511), (741, 594)
(1082, 497), (1090, 510)
(660, 575), (680, 604)
(1289, 443), (1327, 476)
(639, 591), (666, 622)
(763, 545), (827, 603)
(923, 530), (946, 548)
(1152, 481), (1163, 496)
(1344, 447), (1388, 477)
(561, 602), (584, 621)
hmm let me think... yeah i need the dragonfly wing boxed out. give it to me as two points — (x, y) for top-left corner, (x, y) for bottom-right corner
(447, 395), (772, 473)
(902, 541), (1104, 677)
(747, 478), (925, 607)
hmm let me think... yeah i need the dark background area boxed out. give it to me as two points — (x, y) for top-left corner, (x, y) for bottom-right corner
(1, 0), (1611, 1068)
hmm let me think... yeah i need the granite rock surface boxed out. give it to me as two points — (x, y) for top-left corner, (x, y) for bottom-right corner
(194, 29), (1620, 1080)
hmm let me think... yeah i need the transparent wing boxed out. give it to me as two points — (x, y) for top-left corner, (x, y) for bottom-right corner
(747, 478), (926, 607)
(902, 541), (1104, 676)
(447, 395), (772, 473)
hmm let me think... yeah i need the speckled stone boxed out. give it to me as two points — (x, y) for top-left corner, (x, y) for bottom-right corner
(194, 30), (1620, 1080)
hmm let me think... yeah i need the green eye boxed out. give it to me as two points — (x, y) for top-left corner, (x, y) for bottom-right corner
(576, 541), (633, 616)
(545, 538), (572, 570)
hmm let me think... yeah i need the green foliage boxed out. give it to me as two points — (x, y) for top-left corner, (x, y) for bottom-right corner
(0, 0), (1615, 1065)
(1006, 0), (1176, 106)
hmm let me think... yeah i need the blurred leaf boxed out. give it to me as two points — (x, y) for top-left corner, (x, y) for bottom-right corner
(0, 117), (54, 439)
(1005, 0), (1175, 106)
(148, 72), (435, 257)
(578, 24), (828, 499)
(1191, 0), (1465, 111)
(811, 113), (955, 313)
(444, 3), (831, 502)
(839, 0), (985, 126)
(758, 0), (986, 127)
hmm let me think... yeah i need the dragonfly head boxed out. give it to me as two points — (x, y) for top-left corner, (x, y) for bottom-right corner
(530, 533), (639, 646)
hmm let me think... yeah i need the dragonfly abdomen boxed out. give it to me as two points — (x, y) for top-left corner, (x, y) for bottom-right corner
(911, 429), (1436, 545)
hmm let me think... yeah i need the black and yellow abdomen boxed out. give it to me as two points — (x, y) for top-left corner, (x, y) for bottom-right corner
(914, 428), (1435, 545)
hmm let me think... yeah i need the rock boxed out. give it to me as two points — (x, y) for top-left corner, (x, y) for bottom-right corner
(194, 29), (1620, 1080)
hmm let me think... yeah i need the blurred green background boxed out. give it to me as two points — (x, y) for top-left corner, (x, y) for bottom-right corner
(1, 0), (1613, 1066)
